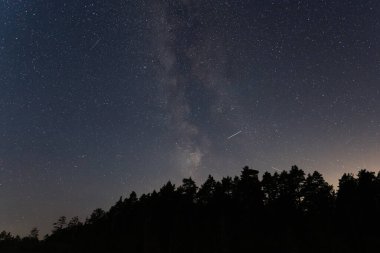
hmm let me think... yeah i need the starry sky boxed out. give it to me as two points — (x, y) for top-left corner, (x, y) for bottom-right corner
(1, 0), (380, 236)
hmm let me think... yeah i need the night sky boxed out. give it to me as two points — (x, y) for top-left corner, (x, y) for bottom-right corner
(1, 0), (380, 236)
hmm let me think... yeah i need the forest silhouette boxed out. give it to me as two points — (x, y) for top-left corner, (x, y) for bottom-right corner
(1, 166), (380, 252)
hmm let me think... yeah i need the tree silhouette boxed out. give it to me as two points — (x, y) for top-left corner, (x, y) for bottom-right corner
(2, 166), (380, 253)
(197, 175), (216, 205)
(86, 208), (106, 225)
(53, 216), (67, 232)
(29, 227), (39, 240)
(67, 216), (82, 228)
(301, 171), (334, 214)
(178, 177), (198, 201)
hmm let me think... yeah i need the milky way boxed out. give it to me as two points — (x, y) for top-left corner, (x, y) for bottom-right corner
(0, 0), (379, 236)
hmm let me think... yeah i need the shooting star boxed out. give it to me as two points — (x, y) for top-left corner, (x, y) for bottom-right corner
(90, 38), (101, 50)
(227, 130), (242, 139)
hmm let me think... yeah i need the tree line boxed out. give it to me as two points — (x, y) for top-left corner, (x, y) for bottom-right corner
(1, 166), (380, 252)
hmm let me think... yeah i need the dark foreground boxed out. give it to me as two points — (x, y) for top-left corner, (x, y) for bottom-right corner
(1, 166), (380, 252)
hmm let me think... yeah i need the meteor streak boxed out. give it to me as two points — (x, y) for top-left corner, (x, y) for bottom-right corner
(227, 130), (242, 139)
(90, 38), (101, 50)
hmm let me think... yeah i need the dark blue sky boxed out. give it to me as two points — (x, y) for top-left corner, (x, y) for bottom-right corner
(1, 0), (379, 236)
